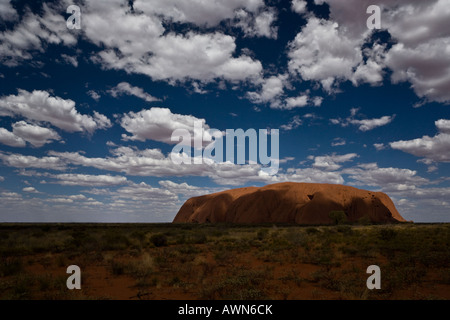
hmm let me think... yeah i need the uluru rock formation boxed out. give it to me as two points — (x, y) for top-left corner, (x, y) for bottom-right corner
(173, 182), (406, 224)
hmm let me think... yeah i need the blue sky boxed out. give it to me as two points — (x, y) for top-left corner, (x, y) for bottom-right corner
(0, 0), (449, 222)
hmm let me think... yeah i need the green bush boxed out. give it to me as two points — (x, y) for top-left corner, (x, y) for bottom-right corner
(378, 228), (397, 241)
(256, 228), (269, 240)
(329, 211), (348, 225)
(0, 257), (23, 277)
(357, 215), (372, 225)
(150, 233), (168, 247)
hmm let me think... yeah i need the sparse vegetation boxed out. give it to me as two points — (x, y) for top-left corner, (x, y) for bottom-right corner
(329, 211), (348, 225)
(0, 223), (448, 300)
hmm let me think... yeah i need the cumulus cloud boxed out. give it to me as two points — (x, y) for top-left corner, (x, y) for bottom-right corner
(342, 162), (429, 192)
(22, 187), (40, 193)
(374, 143), (387, 151)
(158, 180), (220, 198)
(235, 8), (278, 39)
(287, 17), (365, 93)
(87, 90), (101, 101)
(47, 173), (128, 187)
(1, 1), (265, 84)
(81, 1), (263, 83)
(0, 127), (26, 147)
(285, 95), (308, 109)
(109, 82), (160, 102)
(312, 0), (450, 103)
(291, 0), (307, 14)
(352, 116), (395, 132)
(134, 0), (264, 27)
(390, 119), (450, 163)
(0, 2), (77, 66)
(48, 146), (268, 185)
(0, 152), (67, 170)
(0, 0), (17, 21)
(11, 121), (61, 147)
(331, 108), (395, 131)
(120, 107), (213, 144)
(115, 182), (178, 202)
(246, 74), (298, 109)
(247, 75), (284, 104)
(311, 153), (359, 171)
(331, 138), (346, 147)
(436, 119), (450, 134)
(60, 54), (78, 67)
(280, 116), (302, 131)
(0, 89), (111, 133)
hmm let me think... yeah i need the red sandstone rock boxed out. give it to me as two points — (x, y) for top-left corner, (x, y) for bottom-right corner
(172, 182), (406, 224)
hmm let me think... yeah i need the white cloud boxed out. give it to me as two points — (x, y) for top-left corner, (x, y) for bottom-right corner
(285, 95), (308, 109)
(0, 127), (26, 147)
(121, 107), (212, 144)
(291, 0), (307, 14)
(288, 17), (365, 93)
(134, 0), (264, 27)
(82, 1), (263, 83)
(277, 167), (345, 185)
(352, 116), (395, 132)
(87, 90), (101, 101)
(374, 143), (387, 151)
(342, 163), (429, 192)
(331, 108), (395, 131)
(311, 153), (358, 171)
(313, 0), (450, 103)
(390, 119), (450, 163)
(435, 119), (450, 134)
(1, 1), (264, 84)
(109, 82), (160, 102)
(0, 89), (111, 133)
(0, 152), (67, 170)
(0, 176), (4, 182)
(114, 182), (178, 202)
(158, 180), (210, 198)
(246, 74), (287, 108)
(280, 115), (302, 131)
(351, 43), (387, 86)
(22, 187), (40, 193)
(46, 146), (263, 185)
(60, 54), (78, 67)
(11, 121), (61, 147)
(0, 2), (77, 66)
(48, 173), (128, 187)
(235, 8), (278, 39)
(0, 0), (17, 21)
(331, 138), (346, 147)
(312, 96), (323, 107)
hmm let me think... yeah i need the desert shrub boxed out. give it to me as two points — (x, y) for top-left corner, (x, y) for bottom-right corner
(101, 232), (131, 250)
(256, 228), (269, 240)
(110, 260), (126, 275)
(0, 257), (24, 276)
(130, 231), (146, 242)
(378, 228), (397, 241)
(340, 245), (359, 256)
(189, 233), (207, 244)
(150, 233), (168, 247)
(336, 225), (352, 234)
(357, 215), (372, 225)
(310, 268), (340, 291)
(306, 227), (319, 234)
(200, 268), (269, 299)
(329, 211), (348, 225)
